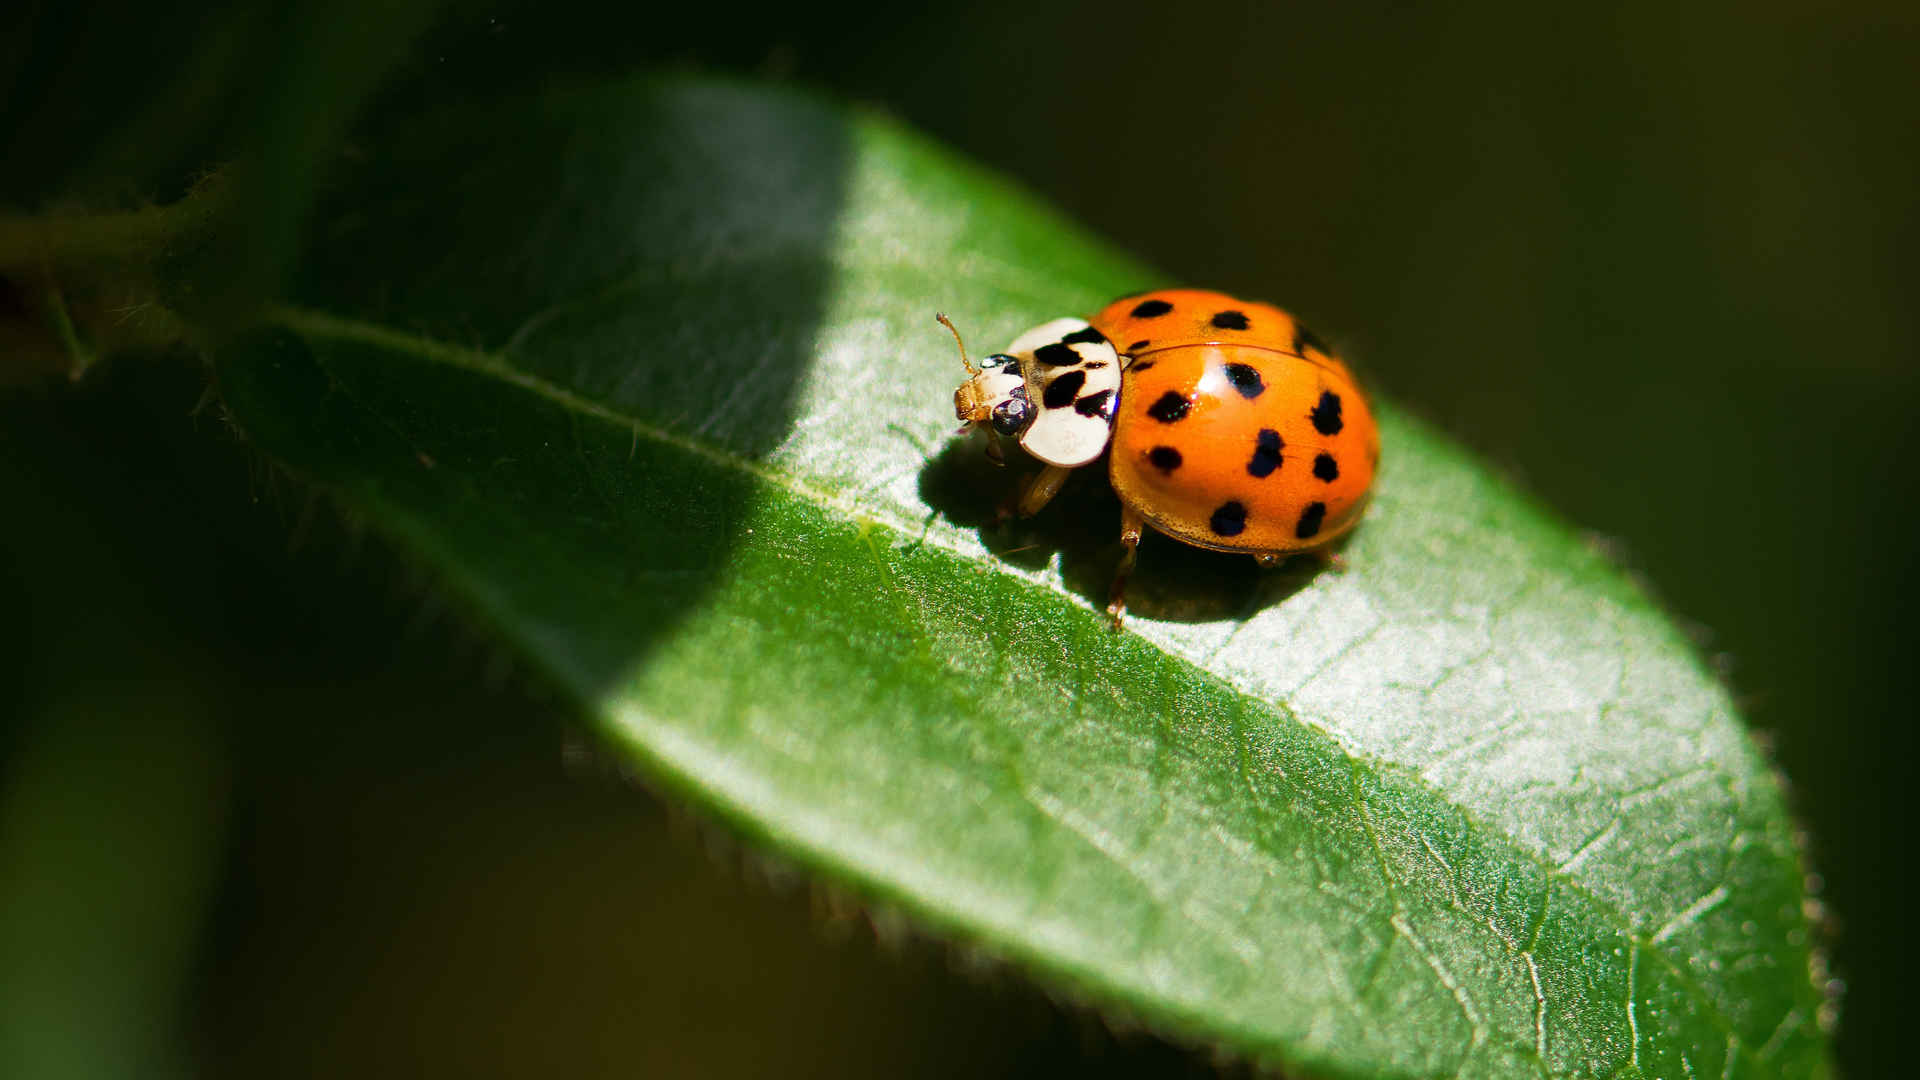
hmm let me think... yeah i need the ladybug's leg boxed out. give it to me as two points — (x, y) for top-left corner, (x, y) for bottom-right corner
(1016, 465), (1072, 516)
(1106, 504), (1147, 629)
(995, 465), (1072, 524)
(982, 432), (1006, 466)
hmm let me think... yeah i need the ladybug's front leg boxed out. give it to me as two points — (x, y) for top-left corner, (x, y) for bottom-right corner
(1106, 505), (1146, 629)
(993, 465), (1072, 526)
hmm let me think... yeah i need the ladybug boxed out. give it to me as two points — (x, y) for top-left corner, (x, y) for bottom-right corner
(944, 288), (1379, 624)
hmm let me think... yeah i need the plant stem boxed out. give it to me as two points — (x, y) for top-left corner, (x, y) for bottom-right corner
(0, 175), (228, 278)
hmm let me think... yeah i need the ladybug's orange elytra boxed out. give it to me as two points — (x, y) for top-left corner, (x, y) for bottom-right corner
(1094, 289), (1379, 556)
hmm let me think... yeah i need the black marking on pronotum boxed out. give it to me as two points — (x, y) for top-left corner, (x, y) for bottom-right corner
(1000, 361), (1021, 375)
(1127, 339), (1150, 352)
(1310, 390), (1344, 435)
(1147, 446), (1182, 473)
(1292, 324), (1330, 357)
(1146, 390), (1192, 423)
(1043, 370), (1087, 409)
(1073, 389), (1115, 419)
(1313, 453), (1339, 482)
(1131, 299), (1174, 318)
(1033, 342), (1079, 367)
(1210, 500), (1248, 537)
(1295, 501), (1326, 539)
(1061, 325), (1107, 346)
(1223, 362), (1265, 399)
(1211, 310), (1250, 330)
(1247, 428), (1283, 478)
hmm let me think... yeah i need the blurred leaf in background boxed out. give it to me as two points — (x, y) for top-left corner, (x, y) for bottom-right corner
(3, 1), (1910, 1077)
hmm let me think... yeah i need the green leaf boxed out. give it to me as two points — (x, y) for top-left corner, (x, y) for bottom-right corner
(214, 77), (1831, 1079)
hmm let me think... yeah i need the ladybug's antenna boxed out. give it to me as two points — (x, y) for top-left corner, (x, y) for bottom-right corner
(936, 312), (980, 376)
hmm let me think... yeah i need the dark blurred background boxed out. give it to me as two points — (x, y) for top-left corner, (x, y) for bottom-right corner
(3, 1), (1911, 1076)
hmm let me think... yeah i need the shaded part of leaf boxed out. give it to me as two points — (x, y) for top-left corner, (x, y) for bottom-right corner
(218, 327), (764, 682)
(293, 77), (855, 455)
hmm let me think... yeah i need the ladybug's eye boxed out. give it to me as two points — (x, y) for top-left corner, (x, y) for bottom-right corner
(990, 395), (1033, 437)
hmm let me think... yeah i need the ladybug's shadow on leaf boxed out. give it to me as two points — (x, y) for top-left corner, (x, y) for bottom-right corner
(917, 435), (1328, 624)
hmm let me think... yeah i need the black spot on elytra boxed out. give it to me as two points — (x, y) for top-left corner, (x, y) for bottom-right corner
(1043, 370), (1086, 409)
(1211, 310), (1250, 330)
(1295, 501), (1326, 539)
(1146, 390), (1192, 423)
(1128, 360), (1157, 373)
(1131, 299), (1174, 318)
(1247, 428), (1283, 478)
(1313, 453), (1339, 482)
(1033, 342), (1079, 367)
(1223, 362), (1265, 399)
(1147, 446), (1182, 473)
(1127, 339), (1150, 352)
(1061, 325), (1107, 346)
(1210, 500), (1248, 537)
(1073, 389), (1114, 418)
(1292, 325), (1330, 357)
(1310, 390), (1344, 435)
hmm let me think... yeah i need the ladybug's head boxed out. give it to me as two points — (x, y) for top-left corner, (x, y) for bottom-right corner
(940, 313), (1033, 465)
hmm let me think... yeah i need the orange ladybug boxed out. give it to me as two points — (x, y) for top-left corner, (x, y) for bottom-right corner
(945, 288), (1379, 624)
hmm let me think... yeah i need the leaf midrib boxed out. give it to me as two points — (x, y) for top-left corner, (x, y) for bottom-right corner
(261, 302), (1785, 1071)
